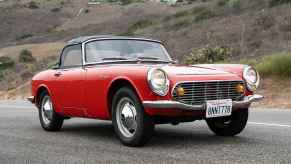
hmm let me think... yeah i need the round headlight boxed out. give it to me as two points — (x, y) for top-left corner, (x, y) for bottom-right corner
(147, 68), (169, 96)
(243, 66), (260, 91)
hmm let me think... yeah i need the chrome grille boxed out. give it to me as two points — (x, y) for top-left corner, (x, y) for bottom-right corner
(172, 81), (245, 105)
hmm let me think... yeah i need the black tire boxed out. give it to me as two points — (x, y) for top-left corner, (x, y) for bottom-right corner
(38, 91), (64, 131)
(112, 87), (154, 147)
(206, 108), (248, 136)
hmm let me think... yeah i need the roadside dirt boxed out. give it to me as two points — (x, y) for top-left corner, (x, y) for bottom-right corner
(254, 77), (291, 109)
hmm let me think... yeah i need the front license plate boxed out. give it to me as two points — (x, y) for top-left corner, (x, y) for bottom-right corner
(206, 99), (232, 118)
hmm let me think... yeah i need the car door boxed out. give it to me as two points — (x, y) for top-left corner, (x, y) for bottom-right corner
(55, 44), (86, 117)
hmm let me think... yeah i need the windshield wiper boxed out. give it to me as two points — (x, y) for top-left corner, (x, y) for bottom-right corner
(102, 57), (129, 61)
(136, 56), (173, 63)
(137, 56), (160, 60)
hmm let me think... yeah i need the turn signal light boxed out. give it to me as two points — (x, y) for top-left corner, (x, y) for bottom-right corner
(236, 84), (245, 93)
(176, 87), (185, 96)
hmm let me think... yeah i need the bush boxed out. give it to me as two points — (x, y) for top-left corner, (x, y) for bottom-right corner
(50, 8), (61, 12)
(16, 33), (33, 40)
(256, 53), (291, 77)
(123, 20), (157, 35)
(216, 0), (241, 9)
(0, 57), (15, 71)
(172, 18), (191, 28)
(269, 0), (291, 7)
(184, 46), (232, 64)
(194, 9), (215, 22)
(216, 0), (228, 6)
(193, 8), (215, 22)
(120, 0), (143, 5)
(227, 0), (241, 9)
(19, 49), (36, 63)
(27, 1), (39, 9)
(173, 10), (190, 18)
(0, 72), (3, 80)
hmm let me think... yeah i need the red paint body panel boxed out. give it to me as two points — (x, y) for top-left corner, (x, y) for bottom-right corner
(31, 63), (252, 120)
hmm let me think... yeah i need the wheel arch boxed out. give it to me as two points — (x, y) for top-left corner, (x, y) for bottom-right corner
(35, 84), (52, 108)
(107, 77), (143, 118)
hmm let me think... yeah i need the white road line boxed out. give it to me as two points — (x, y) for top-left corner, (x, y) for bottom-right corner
(249, 122), (291, 128)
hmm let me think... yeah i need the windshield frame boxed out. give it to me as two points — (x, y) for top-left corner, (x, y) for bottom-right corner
(82, 38), (173, 66)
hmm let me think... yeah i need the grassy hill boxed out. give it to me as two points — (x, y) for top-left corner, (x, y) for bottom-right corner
(0, 0), (291, 107)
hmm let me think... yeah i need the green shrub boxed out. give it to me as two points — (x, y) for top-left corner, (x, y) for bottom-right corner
(123, 20), (157, 35)
(27, 1), (39, 9)
(256, 53), (291, 77)
(172, 18), (191, 28)
(16, 33), (33, 40)
(227, 0), (241, 9)
(216, 0), (228, 6)
(51, 8), (61, 12)
(184, 46), (233, 64)
(216, 0), (241, 9)
(19, 49), (36, 63)
(164, 7), (215, 23)
(193, 8), (215, 22)
(239, 58), (258, 67)
(0, 57), (15, 70)
(120, 0), (143, 5)
(0, 72), (3, 80)
(194, 9), (214, 22)
(173, 10), (190, 18)
(269, 0), (291, 7)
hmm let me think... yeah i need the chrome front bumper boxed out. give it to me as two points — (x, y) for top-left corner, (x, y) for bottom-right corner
(142, 94), (264, 111)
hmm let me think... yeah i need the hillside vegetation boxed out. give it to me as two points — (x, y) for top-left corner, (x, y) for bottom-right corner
(0, 0), (291, 107)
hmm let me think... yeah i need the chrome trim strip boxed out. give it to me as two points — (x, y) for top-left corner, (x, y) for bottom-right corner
(142, 94), (264, 111)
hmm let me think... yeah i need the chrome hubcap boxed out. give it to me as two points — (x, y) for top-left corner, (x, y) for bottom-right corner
(116, 97), (137, 138)
(41, 95), (53, 125)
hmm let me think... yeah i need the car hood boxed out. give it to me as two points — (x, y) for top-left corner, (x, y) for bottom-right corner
(161, 65), (231, 76)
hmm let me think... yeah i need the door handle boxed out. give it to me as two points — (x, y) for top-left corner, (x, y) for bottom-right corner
(54, 72), (62, 77)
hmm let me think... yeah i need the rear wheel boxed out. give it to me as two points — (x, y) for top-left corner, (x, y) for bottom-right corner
(206, 108), (248, 136)
(38, 92), (64, 131)
(112, 87), (154, 147)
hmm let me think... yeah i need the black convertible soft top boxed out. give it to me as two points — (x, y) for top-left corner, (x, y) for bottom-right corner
(66, 35), (161, 46)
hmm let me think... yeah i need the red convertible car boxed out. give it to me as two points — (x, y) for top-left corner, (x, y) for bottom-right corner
(28, 35), (263, 146)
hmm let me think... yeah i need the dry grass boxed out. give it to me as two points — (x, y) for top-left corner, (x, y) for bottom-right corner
(253, 78), (291, 109)
(0, 42), (64, 60)
(0, 42), (64, 95)
(0, 82), (30, 100)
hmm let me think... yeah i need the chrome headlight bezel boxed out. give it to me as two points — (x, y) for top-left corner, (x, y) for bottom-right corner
(147, 68), (169, 96)
(243, 66), (260, 92)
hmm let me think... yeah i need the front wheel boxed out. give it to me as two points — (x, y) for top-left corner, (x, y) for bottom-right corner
(112, 87), (154, 147)
(38, 92), (64, 131)
(206, 108), (248, 136)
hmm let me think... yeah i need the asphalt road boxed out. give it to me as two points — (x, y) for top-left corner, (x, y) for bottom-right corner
(0, 101), (291, 164)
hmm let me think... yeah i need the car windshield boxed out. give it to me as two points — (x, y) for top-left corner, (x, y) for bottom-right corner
(85, 39), (171, 63)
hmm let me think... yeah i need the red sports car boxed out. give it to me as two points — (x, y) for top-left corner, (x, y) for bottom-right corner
(28, 35), (263, 146)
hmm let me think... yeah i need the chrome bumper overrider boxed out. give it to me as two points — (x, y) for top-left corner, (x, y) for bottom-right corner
(142, 94), (264, 111)
(27, 96), (35, 103)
